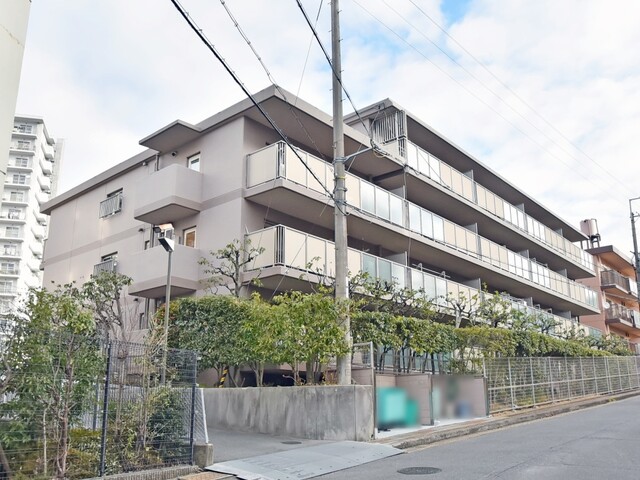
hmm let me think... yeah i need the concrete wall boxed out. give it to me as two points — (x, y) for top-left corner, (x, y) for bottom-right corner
(202, 385), (375, 441)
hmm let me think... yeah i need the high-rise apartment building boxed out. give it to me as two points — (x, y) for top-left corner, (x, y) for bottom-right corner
(1, 116), (62, 313)
(0, 1), (31, 202)
(40, 87), (599, 336)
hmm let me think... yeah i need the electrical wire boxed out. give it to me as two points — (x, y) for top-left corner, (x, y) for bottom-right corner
(294, 0), (372, 138)
(169, 0), (343, 213)
(406, 0), (636, 199)
(349, 0), (632, 206)
(295, 0), (324, 103)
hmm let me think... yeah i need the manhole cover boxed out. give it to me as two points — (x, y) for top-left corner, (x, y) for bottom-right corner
(281, 441), (302, 445)
(398, 467), (442, 475)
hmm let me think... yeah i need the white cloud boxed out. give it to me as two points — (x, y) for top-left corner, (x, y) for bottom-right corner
(15, 0), (640, 255)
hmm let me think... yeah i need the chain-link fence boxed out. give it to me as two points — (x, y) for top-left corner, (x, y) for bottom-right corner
(0, 323), (199, 479)
(484, 356), (640, 413)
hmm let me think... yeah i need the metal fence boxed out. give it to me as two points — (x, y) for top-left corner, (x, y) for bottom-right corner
(484, 356), (640, 413)
(0, 325), (199, 479)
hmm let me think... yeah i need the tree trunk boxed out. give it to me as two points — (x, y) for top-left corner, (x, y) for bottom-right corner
(305, 359), (314, 385)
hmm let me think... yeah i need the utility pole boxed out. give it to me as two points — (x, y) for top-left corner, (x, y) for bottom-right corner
(331, 0), (351, 385)
(630, 198), (640, 297)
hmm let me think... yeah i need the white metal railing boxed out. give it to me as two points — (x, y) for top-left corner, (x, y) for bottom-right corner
(244, 225), (592, 335)
(13, 124), (33, 134)
(10, 142), (35, 151)
(93, 258), (117, 276)
(8, 158), (32, 169)
(246, 143), (599, 310)
(99, 193), (123, 218)
(398, 138), (595, 272)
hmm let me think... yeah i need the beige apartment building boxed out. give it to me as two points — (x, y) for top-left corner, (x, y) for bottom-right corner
(41, 86), (600, 337)
(577, 230), (640, 350)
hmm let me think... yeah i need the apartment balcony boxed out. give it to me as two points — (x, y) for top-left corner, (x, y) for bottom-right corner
(3, 194), (29, 206)
(5, 177), (31, 189)
(601, 270), (638, 300)
(12, 125), (36, 137)
(42, 142), (55, 160)
(29, 243), (43, 257)
(39, 157), (53, 176)
(0, 288), (17, 297)
(245, 143), (599, 315)
(28, 257), (42, 273)
(9, 142), (35, 154)
(605, 303), (639, 332)
(133, 164), (203, 225)
(129, 244), (201, 298)
(8, 158), (33, 171)
(0, 231), (23, 242)
(0, 267), (20, 277)
(0, 248), (21, 259)
(38, 175), (51, 192)
(36, 191), (49, 206)
(0, 211), (26, 223)
(31, 225), (44, 240)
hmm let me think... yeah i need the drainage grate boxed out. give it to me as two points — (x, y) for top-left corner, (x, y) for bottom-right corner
(398, 467), (442, 475)
(281, 441), (302, 445)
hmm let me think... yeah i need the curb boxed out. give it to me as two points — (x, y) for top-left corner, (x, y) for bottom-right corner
(378, 390), (640, 450)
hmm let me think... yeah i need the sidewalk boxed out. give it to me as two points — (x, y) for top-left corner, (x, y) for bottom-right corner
(373, 389), (640, 450)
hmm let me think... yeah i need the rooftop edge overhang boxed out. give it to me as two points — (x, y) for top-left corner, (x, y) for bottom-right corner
(139, 120), (201, 153)
(587, 245), (635, 277)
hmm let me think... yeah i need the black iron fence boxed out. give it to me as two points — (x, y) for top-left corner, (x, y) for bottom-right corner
(0, 323), (198, 479)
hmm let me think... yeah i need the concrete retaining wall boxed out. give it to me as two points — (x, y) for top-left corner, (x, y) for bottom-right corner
(202, 385), (375, 441)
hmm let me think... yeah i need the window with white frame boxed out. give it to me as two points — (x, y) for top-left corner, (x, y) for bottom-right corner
(183, 227), (196, 247)
(5, 226), (19, 238)
(187, 153), (200, 172)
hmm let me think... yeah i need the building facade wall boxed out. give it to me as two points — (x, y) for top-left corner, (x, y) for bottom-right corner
(0, 1), (31, 202)
(42, 88), (600, 337)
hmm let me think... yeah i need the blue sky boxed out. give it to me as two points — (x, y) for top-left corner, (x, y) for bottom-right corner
(441, 0), (473, 24)
(15, 0), (640, 254)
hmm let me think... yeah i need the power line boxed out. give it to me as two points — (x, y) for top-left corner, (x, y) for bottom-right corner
(349, 0), (632, 206)
(295, 0), (324, 102)
(295, 0), (372, 138)
(406, 0), (635, 199)
(169, 0), (342, 211)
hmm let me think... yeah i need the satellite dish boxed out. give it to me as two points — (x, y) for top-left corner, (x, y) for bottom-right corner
(603, 301), (611, 309)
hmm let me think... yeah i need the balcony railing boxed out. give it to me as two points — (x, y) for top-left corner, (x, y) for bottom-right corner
(93, 258), (117, 276)
(386, 138), (596, 273)
(605, 303), (638, 327)
(10, 143), (35, 152)
(13, 125), (34, 134)
(246, 143), (599, 310)
(601, 270), (638, 296)
(0, 267), (19, 276)
(8, 158), (32, 169)
(245, 225), (594, 337)
(38, 175), (51, 192)
(99, 193), (123, 218)
(39, 158), (53, 175)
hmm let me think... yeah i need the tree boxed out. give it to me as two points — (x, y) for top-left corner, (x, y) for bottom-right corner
(443, 290), (479, 328)
(476, 289), (512, 328)
(0, 285), (102, 479)
(84, 271), (135, 339)
(272, 291), (349, 384)
(199, 238), (265, 297)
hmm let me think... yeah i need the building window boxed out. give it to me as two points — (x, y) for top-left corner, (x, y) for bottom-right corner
(7, 208), (21, 220)
(0, 280), (14, 294)
(93, 252), (118, 276)
(138, 312), (147, 330)
(8, 191), (24, 202)
(187, 153), (200, 172)
(184, 227), (196, 248)
(99, 189), (123, 218)
(10, 174), (27, 185)
(3, 244), (17, 256)
(14, 124), (32, 134)
(5, 227), (19, 238)
(16, 141), (31, 150)
(0, 262), (17, 274)
(13, 157), (29, 167)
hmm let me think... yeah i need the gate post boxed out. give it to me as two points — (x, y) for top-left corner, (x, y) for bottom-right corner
(99, 342), (113, 477)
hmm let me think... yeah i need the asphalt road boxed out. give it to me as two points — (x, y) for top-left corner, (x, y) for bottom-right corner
(319, 395), (640, 480)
